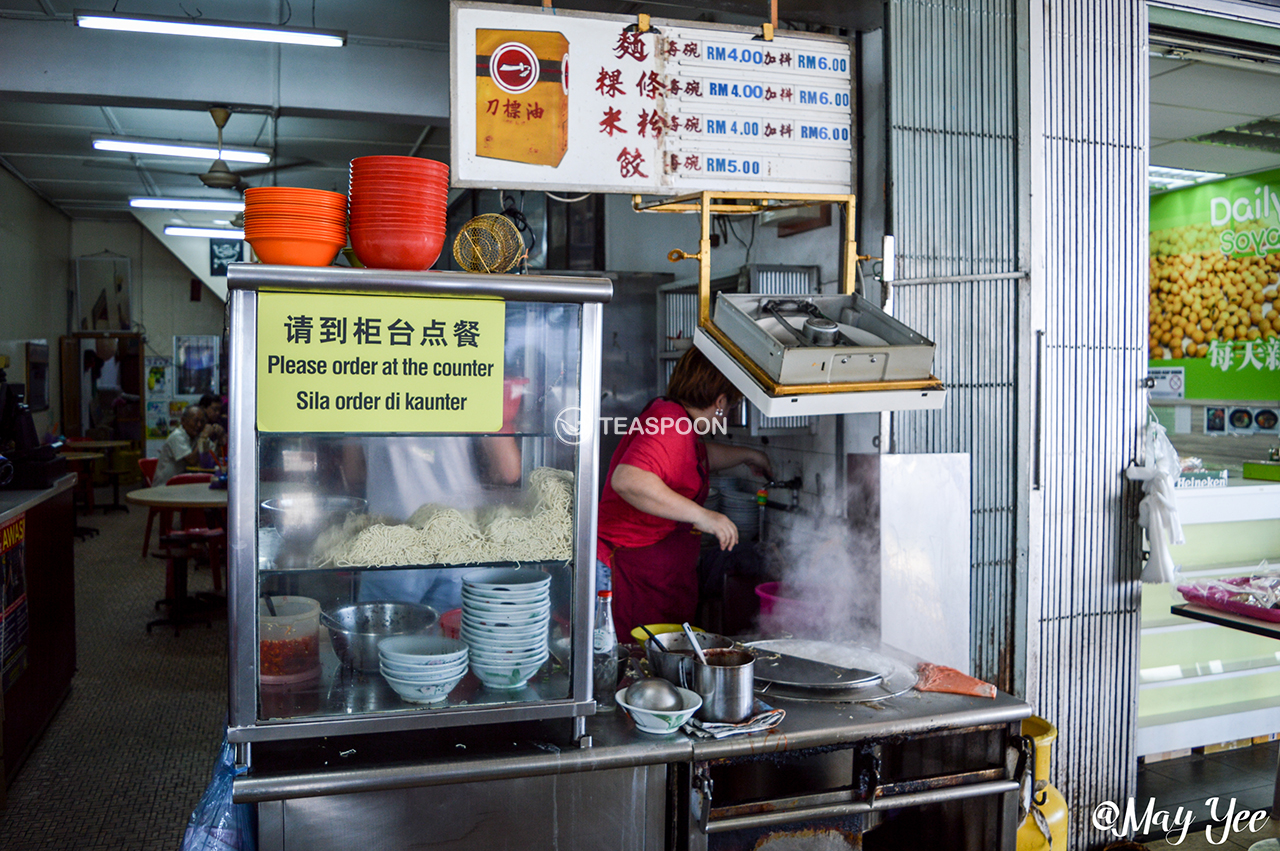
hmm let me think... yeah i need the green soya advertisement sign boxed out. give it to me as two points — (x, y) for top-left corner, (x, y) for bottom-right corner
(1150, 168), (1280, 400)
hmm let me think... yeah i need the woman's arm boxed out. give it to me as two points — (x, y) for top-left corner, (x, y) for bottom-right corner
(611, 463), (739, 550)
(704, 442), (772, 478)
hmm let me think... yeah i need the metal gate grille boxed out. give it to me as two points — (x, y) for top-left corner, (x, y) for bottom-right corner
(887, 0), (1022, 691)
(1034, 1), (1147, 845)
(888, 1), (1147, 845)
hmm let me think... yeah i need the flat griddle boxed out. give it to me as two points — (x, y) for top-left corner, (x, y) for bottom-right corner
(748, 647), (883, 691)
(746, 640), (918, 703)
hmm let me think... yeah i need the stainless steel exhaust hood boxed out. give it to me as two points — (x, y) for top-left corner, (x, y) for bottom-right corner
(636, 191), (946, 416)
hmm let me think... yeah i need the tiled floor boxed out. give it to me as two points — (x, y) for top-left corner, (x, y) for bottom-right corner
(1140, 743), (1280, 849)
(0, 486), (227, 850)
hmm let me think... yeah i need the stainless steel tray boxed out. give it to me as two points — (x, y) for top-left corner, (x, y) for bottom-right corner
(714, 293), (937, 385)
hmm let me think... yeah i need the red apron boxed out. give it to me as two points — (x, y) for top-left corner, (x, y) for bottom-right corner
(608, 442), (709, 644)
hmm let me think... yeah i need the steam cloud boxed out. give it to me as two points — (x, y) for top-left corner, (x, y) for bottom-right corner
(755, 505), (878, 643)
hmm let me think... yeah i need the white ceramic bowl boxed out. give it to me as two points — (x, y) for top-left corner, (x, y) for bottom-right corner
(382, 669), (465, 704)
(460, 597), (552, 617)
(462, 567), (552, 591)
(461, 629), (548, 651)
(616, 686), (702, 734)
(461, 613), (549, 632)
(462, 589), (550, 606)
(463, 616), (547, 637)
(466, 644), (548, 663)
(378, 635), (468, 666)
(469, 654), (548, 689)
(379, 657), (468, 680)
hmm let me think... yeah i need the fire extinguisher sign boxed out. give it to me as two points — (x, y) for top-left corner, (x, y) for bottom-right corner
(451, 0), (853, 195)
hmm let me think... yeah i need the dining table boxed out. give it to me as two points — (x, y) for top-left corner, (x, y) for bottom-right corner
(127, 481), (229, 634)
(60, 440), (134, 512)
(125, 481), (228, 512)
(61, 450), (104, 538)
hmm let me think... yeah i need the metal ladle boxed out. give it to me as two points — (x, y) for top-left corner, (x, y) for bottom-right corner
(681, 622), (708, 666)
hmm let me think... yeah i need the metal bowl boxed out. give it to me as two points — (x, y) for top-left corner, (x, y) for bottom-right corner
(261, 495), (367, 542)
(644, 630), (735, 688)
(324, 601), (439, 672)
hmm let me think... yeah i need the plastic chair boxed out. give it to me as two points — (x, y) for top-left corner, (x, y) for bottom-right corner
(163, 473), (223, 593)
(139, 457), (163, 557)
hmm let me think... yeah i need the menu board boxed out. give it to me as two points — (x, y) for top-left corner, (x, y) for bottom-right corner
(256, 292), (506, 434)
(451, 1), (853, 195)
(1149, 169), (1280, 401)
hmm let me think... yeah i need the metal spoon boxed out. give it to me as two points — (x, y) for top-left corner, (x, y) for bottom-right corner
(640, 625), (669, 653)
(262, 594), (277, 616)
(681, 622), (708, 665)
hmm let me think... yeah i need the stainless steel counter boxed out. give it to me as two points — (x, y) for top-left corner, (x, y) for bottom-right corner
(0, 473), (76, 525)
(237, 684), (1028, 801)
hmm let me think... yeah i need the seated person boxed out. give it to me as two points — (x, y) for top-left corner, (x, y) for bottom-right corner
(154, 405), (219, 485)
(197, 392), (228, 454)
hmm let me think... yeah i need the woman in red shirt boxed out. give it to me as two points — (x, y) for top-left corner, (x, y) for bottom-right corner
(597, 347), (771, 641)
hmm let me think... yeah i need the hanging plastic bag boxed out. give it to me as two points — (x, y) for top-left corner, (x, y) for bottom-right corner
(180, 739), (256, 851)
(1125, 416), (1185, 584)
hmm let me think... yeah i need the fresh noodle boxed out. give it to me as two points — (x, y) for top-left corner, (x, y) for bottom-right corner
(320, 466), (574, 567)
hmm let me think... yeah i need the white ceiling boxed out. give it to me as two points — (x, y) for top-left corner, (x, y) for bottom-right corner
(3, 3), (1280, 236)
(0, 0), (877, 238)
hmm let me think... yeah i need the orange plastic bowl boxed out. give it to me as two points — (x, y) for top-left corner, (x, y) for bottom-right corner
(349, 226), (444, 270)
(243, 203), (347, 218)
(245, 187), (347, 205)
(244, 221), (348, 238)
(247, 235), (345, 266)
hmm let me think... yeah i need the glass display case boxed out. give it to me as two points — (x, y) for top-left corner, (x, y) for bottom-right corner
(223, 265), (610, 743)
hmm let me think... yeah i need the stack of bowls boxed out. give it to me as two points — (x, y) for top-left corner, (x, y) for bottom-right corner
(347, 155), (448, 270)
(243, 186), (348, 266)
(461, 568), (551, 690)
(378, 635), (469, 704)
(718, 487), (760, 540)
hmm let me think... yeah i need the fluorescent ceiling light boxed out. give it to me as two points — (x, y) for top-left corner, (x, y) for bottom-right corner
(164, 226), (245, 239)
(1149, 165), (1225, 192)
(75, 10), (346, 48)
(131, 198), (245, 212)
(94, 137), (269, 164)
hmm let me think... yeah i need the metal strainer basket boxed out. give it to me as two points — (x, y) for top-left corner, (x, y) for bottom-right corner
(452, 213), (524, 273)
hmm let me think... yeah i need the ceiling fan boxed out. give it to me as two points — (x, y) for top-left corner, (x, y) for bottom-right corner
(196, 106), (313, 192)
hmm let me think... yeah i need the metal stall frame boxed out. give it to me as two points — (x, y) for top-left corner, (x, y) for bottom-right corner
(632, 190), (945, 400)
(224, 264), (610, 746)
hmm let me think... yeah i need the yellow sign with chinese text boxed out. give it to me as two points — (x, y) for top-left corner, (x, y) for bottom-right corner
(256, 292), (505, 433)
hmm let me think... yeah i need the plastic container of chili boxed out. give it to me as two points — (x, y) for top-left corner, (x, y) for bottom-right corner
(260, 596), (322, 684)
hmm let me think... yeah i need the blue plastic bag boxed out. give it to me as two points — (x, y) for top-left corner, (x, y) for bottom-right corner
(180, 739), (256, 851)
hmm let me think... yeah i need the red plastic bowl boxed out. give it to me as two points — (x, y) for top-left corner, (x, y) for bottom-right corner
(347, 212), (445, 224)
(350, 155), (448, 170)
(440, 608), (462, 639)
(248, 234), (345, 266)
(754, 581), (822, 619)
(348, 185), (448, 200)
(349, 226), (444, 270)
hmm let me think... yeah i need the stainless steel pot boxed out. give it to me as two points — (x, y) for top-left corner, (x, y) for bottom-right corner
(644, 631), (735, 688)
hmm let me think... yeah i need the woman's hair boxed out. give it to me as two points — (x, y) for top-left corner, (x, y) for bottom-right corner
(665, 346), (743, 410)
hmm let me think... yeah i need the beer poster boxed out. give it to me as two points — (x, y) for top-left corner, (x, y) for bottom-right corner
(1, 513), (29, 693)
(452, 1), (853, 195)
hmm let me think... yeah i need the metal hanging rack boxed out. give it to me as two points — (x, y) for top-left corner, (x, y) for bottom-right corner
(632, 190), (944, 398)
